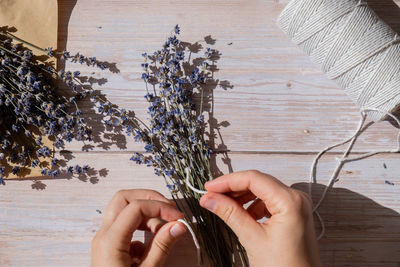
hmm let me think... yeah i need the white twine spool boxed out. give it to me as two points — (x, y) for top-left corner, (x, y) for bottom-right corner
(278, 0), (400, 122)
(278, 0), (400, 239)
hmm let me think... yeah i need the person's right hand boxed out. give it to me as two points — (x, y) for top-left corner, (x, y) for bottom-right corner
(199, 170), (322, 267)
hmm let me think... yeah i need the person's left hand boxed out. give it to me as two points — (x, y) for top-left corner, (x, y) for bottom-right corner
(91, 189), (187, 267)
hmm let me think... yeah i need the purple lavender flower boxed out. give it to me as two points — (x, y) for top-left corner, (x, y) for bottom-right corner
(174, 24), (180, 35)
(0, 29), (109, 179)
(120, 25), (215, 191)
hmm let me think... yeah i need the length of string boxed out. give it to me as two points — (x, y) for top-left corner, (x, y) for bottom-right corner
(310, 108), (400, 240)
(177, 218), (202, 266)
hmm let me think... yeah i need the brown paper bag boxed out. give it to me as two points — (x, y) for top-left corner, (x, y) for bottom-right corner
(0, 0), (58, 53)
(0, 0), (58, 178)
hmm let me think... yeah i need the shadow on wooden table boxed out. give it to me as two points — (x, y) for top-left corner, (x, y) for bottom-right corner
(58, 0), (125, 151)
(293, 182), (400, 266)
(182, 36), (235, 177)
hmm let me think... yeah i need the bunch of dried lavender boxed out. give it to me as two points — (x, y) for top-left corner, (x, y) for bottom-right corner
(0, 28), (107, 184)
(94, 25), (248, 266)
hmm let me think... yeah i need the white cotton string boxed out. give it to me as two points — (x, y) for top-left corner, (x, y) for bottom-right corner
(177, 218), (202, 266)
(180, 167), (206, 265)
(309, 108), (400, 240)
(308, 113), (370, 190)
(311, 108), (400, 211)
(309, 112), (370, 240)
(314, 209), (325, 240)
(184, 167), (207, 195)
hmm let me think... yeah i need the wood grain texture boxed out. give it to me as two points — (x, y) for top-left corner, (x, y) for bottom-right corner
(60, 0), (400, 153)
(1, 0), (400, 266)
(1, 153), (400, 266)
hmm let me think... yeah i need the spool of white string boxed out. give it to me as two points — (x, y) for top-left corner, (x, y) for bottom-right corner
(277, 0), (400, 239)
(277, 0), (400, 122)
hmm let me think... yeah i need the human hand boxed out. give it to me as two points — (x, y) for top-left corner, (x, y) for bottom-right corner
(199, 170), (322, 267)
(91, 189), (187, 267)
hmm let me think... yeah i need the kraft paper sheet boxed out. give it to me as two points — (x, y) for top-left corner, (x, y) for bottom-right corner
(0, 0), (58, 178)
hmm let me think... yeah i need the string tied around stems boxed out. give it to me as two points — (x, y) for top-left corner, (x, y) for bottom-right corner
(171, 168), (207, 266)
(184, 167), (208, 195)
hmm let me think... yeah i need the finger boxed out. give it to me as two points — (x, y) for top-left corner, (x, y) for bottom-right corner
(204, 170), (292, 216)
(200, 192), (263, 248)
(137, 218), (164, 233)
(107, 200), (183, 247)
(101, 189), (172, 231)
(130, 240), (146, 264)
(141, 221), (187, 266)
(228, 190), (248, 198)
(246, 198), (271, 220)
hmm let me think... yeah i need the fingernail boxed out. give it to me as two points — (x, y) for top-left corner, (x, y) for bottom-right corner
(201, 197), (217, 211)
(170, 223), (186, 238)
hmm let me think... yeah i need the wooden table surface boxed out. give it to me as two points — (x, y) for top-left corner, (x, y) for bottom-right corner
(1, 0), (400, 266)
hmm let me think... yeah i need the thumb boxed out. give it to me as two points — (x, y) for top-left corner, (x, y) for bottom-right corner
(200, 192), (263, 247)
(140, 221), (187, 266)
